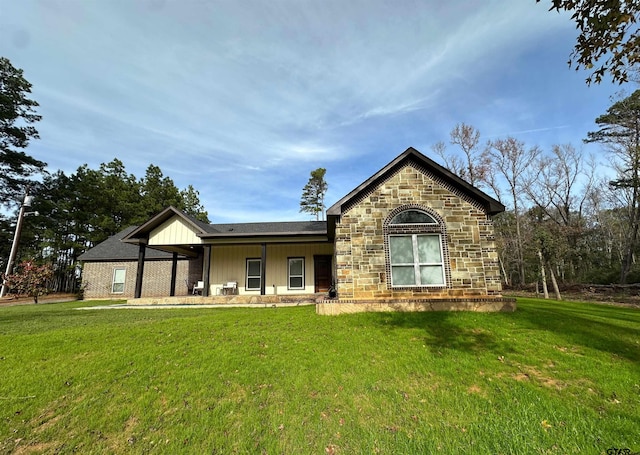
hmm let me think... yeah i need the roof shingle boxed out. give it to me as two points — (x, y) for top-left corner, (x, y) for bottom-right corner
(78, 226), (176, 261)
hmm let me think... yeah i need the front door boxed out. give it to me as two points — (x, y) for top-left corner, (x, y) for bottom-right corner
(314, 255), (332, 293)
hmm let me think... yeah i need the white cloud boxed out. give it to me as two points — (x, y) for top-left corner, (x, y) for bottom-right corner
(0, 0), (618, 221)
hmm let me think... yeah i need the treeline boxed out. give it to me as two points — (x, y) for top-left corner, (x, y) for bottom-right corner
(0, 56), (211, 295)
(0, 160), (209, 293)
(433, 90), (640, 289)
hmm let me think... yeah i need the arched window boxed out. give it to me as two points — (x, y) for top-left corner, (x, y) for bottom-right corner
(389, 210), (437, 225)
(386, 208), (447, 287)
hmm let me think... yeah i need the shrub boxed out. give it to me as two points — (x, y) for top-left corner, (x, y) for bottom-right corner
(3, 259), (54, 303)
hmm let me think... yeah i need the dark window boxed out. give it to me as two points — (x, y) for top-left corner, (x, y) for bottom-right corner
(390, 210), (437, 225)
(288, 257), (305, 290)
(246, 258), (261, 290)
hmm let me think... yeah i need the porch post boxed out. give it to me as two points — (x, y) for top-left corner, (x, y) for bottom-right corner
(134, 243), (146, 299)
(260, 243), (266, 296)
(169, 252), (178, 296)
(202, 245), (211, 297)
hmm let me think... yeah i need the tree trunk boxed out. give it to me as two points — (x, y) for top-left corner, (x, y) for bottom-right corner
(538, 250), (549, 299)
(621, 203), (640, 284)
(499, 256), (509, 286)
(515, 201), (525, 285)
(549, 264), (562, 300)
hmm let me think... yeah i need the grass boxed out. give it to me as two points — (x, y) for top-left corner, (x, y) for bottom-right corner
(0, 298), (638, 454)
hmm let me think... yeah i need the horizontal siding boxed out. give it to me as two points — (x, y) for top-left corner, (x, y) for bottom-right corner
(209, 243), (333, 295)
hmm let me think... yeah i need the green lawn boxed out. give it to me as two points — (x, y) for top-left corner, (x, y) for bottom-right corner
(0, 298), (638, 454)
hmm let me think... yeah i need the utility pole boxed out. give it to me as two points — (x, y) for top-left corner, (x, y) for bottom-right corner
(0, 192), (33, 297)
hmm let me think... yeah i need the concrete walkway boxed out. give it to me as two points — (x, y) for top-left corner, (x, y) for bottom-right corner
(76, 302), (316, 310)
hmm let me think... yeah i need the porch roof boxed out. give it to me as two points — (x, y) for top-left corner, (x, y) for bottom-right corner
(121, 206), (328, 245)
(199, 220), (327, 238)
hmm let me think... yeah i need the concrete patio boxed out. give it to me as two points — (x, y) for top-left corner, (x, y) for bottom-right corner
(125, 293), (327, 306)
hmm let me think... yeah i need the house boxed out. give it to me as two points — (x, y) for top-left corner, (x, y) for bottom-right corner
(79, 148), (515, 313)
(78, 226), (201, 299)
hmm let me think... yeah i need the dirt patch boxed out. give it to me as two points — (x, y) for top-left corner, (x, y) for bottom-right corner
(12, 441), (59, 455)
(0, 293), (77, 307)
(467, 384), (485, 396)
(512, 365), (565, 390)
(33, 412), (62, 434)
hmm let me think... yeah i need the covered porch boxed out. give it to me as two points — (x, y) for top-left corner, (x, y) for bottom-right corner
(121, 207), (334, 300)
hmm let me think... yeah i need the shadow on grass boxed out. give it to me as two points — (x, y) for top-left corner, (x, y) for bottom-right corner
(515, 300), (640, 364)
(367, 301), (640, 364)
(370, 311), (515, 355)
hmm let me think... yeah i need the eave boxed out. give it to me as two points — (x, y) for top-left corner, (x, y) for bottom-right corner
(327, 147), (504, 217)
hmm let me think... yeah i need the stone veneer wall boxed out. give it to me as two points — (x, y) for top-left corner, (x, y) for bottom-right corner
(82, 258), (195, 299)
(333, 162), (503, 301)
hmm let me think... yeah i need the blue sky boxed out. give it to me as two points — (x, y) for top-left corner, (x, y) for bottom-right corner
(0, 0), (621, 222)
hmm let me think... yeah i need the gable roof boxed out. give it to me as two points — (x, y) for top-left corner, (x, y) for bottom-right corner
(123, 206), (213, 243)
(77, 226), (177, 262)
(121, 206), (328, 244)
(327, 147), (504, 217)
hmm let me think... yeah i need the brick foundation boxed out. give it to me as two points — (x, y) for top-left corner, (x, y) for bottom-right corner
(316, 297), (517, 315)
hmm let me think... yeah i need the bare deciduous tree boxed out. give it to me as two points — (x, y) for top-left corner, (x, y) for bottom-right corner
(486, 137), (542, 285)
(450, 123), (489, 187)
(525, 144), (595, 284)
(431, 141), (466, 177)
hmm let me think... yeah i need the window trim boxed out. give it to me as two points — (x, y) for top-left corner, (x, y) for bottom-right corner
(111, 267), (126, 294)
(384, 205), (450, 290)
(389, 233), (445, 287)
(288, 257), (305, 290)
(246, 258), (262, 291)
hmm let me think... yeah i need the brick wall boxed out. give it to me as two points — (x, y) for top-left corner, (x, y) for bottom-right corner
(82, 259), (194, 299)
(334, 162), (502, 300)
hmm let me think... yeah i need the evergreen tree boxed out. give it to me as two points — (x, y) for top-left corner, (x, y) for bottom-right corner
(300, 168), (328, 221)
(180, 185), (210, 223)
(586, 90), (640, 283)
(0, 57), (46, 203)
(140, 164), (183, 218)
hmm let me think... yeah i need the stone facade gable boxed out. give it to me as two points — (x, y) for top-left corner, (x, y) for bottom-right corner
(333, 163), (502, 301)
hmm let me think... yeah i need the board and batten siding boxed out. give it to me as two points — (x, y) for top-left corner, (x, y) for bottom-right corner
(149, 217), (201, 246)
(208, 243), (333, 295)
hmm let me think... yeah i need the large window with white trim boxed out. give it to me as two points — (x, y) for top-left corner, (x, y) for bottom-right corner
(111, 268), (126, 293)
(288, 257), (305, 290)
(389, 234), (445, 286)
(246, 258), (262, 291)
(386, 208), (447, 288)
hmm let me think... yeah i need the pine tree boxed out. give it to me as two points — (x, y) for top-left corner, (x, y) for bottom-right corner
(0, 57), (46, 203)
(300, 168), (328, 221)
(586, 90), (640, 283)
